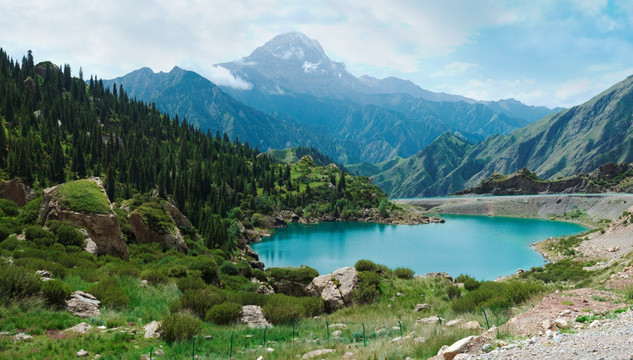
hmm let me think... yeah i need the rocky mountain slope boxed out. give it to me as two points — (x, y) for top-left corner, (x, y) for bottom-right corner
(376, 74), (633, 197)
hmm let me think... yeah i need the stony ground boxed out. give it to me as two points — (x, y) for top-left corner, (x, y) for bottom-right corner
(475, 308), (633, 360)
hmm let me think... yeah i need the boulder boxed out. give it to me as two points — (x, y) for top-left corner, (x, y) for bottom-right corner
(271, 279), (307, 297)
(38, 178), (128, 260)
(64, 322), (92, 334)
(76, 349), (89, 357)
(463, 321), (483, 331)
(164, 202), (193, 229)
(256, 284), (274, 295)
(554, 318), (569, 329)
(66, 291), (101, 318)
(36, 269), (53, 281)
(422, 272), (454, 282)
(417, 316), (444, 325)
(446, 319), (464, 327)
(302, 349), (335, 359)
(143, 321), (162, 338)
(250, 261), (265, 270)
(306, 267), (357, 312)
(441, 335), (481, 360)
(239, 305), (272, 328)
(0, 179), (35, 206)
(129, 209), (187, 253)
(414, 303), (431, 312)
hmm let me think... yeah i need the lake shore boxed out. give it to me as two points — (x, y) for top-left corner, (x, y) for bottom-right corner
(395, 193), (633, 227)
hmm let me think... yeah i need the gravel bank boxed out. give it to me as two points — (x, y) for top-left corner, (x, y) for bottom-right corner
(396, 194), (633, 223)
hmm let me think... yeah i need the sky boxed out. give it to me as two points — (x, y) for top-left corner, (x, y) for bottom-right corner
(1, 0), (632, 108)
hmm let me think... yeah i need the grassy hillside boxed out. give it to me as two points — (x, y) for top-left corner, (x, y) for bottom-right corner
(372, 133), (473, 198)
(374, 74), (633, 197)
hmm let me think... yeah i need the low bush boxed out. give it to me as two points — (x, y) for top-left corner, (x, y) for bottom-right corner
(89, 277), (130, 309)
(176, 276), (206, 293)
(46, 220), (85, 248)
(179, 288), (226, 318)
(394, 267), (414, 279)
(205, 302), (242, 325)
(0, 217), (21, 241)
(41, 279), (71, 305)
(141, 269), (169, 284)
(219, 261), (239, 276)
(0, 199), (19, 217)
(160, 312), (202, 342)
(355, 259), (378, 272)
(446, 284), (461, 300)
(229, 292), (268, 307)
(168, 265), (188, 278)
(455, 274), (482, 291)
(354, 271), (382, 304)
(17, 196), (42, 225)
(189, 256), (218, 284)
(0, 264), (41, 301)
(266, 266), (319, 285)
(451, 280), (544, 312)
(521, 259), (592, 283)
(263, 294), (305, 324)
(0, 235), (19, 251)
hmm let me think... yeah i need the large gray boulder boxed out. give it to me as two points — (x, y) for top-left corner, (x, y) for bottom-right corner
(306, 267), (358, 312)
(129, 202), (187, 253)
(66, 291), (101, 318)
(239, 305), (272, 328)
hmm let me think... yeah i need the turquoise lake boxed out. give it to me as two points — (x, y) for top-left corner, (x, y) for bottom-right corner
(252, 215), (588, 280)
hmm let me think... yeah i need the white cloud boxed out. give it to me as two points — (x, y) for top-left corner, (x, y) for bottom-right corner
(205, 66), (253, 90)
(431, 62), (477, 77)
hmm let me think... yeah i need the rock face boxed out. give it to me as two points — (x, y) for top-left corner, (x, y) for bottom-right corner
(38, 179), (128, 260)
(0, 179), (35, 206)
(129, 210), (187, 253)
(66, 291), (101, 318)
(306, 267), (358, 312)
(239, 305), (272, 328)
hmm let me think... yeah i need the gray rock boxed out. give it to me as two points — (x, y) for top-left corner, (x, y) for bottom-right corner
(306, 267), (357, 312)
(239, 305), (272, 328)
(64, 322), (92, 334)
(76, 349), (89, 357)
(13, 333), (32, 342)
(414, 303), (432, 312)
(302, 349), (335, 359)
(66, 291), (101, 318)
(144, 321), (162, 338)
(442, 335), (481, 360)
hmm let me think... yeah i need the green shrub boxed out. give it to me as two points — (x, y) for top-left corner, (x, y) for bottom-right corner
(100, 261), (141, 278)
(176, 276), (206, 293)
(132, 202), (174, 234)
(451, 280), (544, 313)
(354, 271), (382, 304)
(220, 261), (239, 276)
(300, 296), (325, 317)
(521, 259), (592, 283)
(0, 264), (41, 300)
(266, 266), (319, 285)
(17, 196), (42, 225)
(446, 285), (461, 300)
(189, 256), (218, 284)
(456, 274), (482, 291)
(0, 235), (19, 251)
(205, 302), (242, 325)
(89, 277), (130, 309)
(229, 292), (268, 307)
(263, 294), (305, 324)
(160, 312), (202, 342)
(394, 267), (414, 279)
(24, 225), (56, 247)
(179, 288), (226, 318)
(168, 265), (188, 278)
(41, 279), (71, 305)
(0, 217), (20, 241)
(141, 269), (169, 284)
(13, 257), (67, 279)
(0, 199), (19, 216)
(355, 259), (378, 272)
(46, 220), (85, 248)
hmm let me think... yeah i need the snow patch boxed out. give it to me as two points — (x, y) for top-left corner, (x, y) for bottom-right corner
(302, 61), (321, 73)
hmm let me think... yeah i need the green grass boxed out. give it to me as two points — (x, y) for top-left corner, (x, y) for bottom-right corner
(54, 179), (111, 215)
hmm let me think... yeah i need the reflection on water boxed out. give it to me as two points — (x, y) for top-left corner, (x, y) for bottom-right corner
(252, 215), (587, 280)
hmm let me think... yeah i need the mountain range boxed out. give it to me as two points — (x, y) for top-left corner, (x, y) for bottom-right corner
(104, 32), (561, 164)
(373, 74), (633, 197)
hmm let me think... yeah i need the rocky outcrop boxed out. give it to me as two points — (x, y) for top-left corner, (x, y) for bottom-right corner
(38, 179), (128, 260)
(271, 280), (307, 297)
(239, 305), (272, 328)
(306, 267), (357, 312)
(129, 211), (187, 253)
(0, 179), (35, 206)
(164, 202), (193, 229)
(66, 291), (101, 318)
(144, 321), (162, 338)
